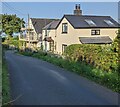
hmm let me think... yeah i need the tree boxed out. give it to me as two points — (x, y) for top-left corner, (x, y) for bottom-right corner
(2, 14), (25, 37)
(111, 29), (120, 52)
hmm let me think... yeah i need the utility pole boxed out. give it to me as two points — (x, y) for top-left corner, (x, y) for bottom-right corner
(28, 14), (30, 50)
(45, 19), (47, 52)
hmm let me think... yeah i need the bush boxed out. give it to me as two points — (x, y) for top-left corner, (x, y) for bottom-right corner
(64, 44), (118, 73)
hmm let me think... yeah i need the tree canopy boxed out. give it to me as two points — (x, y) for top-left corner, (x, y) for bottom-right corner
(2, 14), (25, 37)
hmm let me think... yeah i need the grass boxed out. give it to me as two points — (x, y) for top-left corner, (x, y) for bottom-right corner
(2, 49), (11, 106)
(19, 51), (120, 93)
(0, 42), (2, 106)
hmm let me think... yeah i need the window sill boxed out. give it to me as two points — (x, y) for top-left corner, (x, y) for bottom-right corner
(62, 32), (67, 34)
(91, 34), (100, 35)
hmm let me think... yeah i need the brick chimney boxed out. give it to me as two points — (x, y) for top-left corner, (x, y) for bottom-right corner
(74, 4), (82, 15)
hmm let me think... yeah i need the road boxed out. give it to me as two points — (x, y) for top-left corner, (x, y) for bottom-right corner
(5, 51), (119, 105)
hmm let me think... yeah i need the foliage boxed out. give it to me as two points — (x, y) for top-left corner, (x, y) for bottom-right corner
(2, 49), (11, 105)
(2, 37), (6, 42)
(3, 36), (19, 49)
(64, 42), (118, 73)
(111, 30), (120, 53)
(19, 50), (120, 93)
(2, 14), (25, 37)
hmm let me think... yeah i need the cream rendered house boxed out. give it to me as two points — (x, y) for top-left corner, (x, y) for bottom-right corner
(42, 4), (120, 54)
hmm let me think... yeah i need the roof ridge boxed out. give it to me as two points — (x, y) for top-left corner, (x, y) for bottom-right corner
(30, 18), (60, 20)
(64, 14), (111, 17)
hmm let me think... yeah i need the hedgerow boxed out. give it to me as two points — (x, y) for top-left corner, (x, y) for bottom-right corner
(64, 42), (119, 73)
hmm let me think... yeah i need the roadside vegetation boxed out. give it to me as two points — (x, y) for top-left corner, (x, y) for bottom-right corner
(0, 38), (2, 106)
(2, 47), (11, 105)
(18, 30), (120, 93)
(1, 14), (25, 106)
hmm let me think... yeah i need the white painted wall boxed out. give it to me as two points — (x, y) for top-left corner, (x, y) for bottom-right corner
(42, 29), (57, 52)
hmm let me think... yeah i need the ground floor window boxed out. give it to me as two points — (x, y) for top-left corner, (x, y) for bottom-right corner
(49, 41), (54, 52)
(54, 42), (57, 51)
(62, 44), (67, 53)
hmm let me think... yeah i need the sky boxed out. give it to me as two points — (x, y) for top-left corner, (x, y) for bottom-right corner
(2, 2), (119, 23)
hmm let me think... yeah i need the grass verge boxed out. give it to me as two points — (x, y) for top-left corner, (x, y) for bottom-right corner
(18, 51), (120, 93)
(2, 50), (11, 105)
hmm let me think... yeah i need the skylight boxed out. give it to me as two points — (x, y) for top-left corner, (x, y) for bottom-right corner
(85, 19), (96, 27)
(104, 20), (115, 26)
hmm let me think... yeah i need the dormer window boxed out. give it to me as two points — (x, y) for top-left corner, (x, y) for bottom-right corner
(104, 20), (115, 26)
(85, 19), (96, 27)
(62, 23), (68, 33)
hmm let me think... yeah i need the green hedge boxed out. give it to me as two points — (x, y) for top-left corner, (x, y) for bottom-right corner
(64, 44), (118, 73)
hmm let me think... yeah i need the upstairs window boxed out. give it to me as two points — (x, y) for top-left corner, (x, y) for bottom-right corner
(91, 30), (100, 35)
(62, 23), (68, 33)
(104, 20), (115, 26)
(85, 19), (96, 27)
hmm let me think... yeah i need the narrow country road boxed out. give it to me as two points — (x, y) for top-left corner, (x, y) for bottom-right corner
(5, 51), (119, 105)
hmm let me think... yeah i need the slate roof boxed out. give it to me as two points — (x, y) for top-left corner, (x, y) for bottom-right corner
(30, 18), (59, 34)
(57, 15), (120, 28)
(43, 20), (60, 30)
(79, 36), (112, 44)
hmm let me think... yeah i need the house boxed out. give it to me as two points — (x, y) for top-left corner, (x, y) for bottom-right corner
(42, 4), (120, 54)
(19, 18), (58, 50)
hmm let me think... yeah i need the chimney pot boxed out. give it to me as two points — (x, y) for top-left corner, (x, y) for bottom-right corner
(75, 4), (77, 9)
(74, 4), (82, 15)
(78, 4), (80, 9)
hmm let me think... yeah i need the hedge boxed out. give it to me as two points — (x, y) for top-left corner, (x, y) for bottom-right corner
(64, 44), (118, 73)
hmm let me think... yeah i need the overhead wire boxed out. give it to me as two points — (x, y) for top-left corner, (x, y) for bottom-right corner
(2, 1), (28, 25)
(2, 1), (27, 16)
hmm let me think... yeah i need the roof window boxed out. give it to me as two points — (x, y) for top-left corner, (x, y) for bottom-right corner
(85, 19), (96, 27)
(104, 20), (115, 26)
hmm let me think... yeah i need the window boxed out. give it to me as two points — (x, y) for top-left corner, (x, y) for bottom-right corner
(85, 19), (96, 27)
(62, 23), (68, 33)
(49, 41), (54, 52)
(104, 20), (115, 26)
(91, 30), (100, 35)
(55, 42), (57, 51)
(62, 44), (67, 52)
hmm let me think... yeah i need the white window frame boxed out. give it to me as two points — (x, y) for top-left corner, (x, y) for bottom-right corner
(62, 23), (68, 33)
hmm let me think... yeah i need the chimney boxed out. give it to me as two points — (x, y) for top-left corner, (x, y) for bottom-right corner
(74, 4), (82, 15)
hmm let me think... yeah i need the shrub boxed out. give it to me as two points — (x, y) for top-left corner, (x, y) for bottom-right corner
(64, 44), (118, 73)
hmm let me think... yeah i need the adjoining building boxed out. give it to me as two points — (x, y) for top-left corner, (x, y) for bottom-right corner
(42, 4), (120, 54)
(42, 20), (60, 52)
(19, 18), (58, 50)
